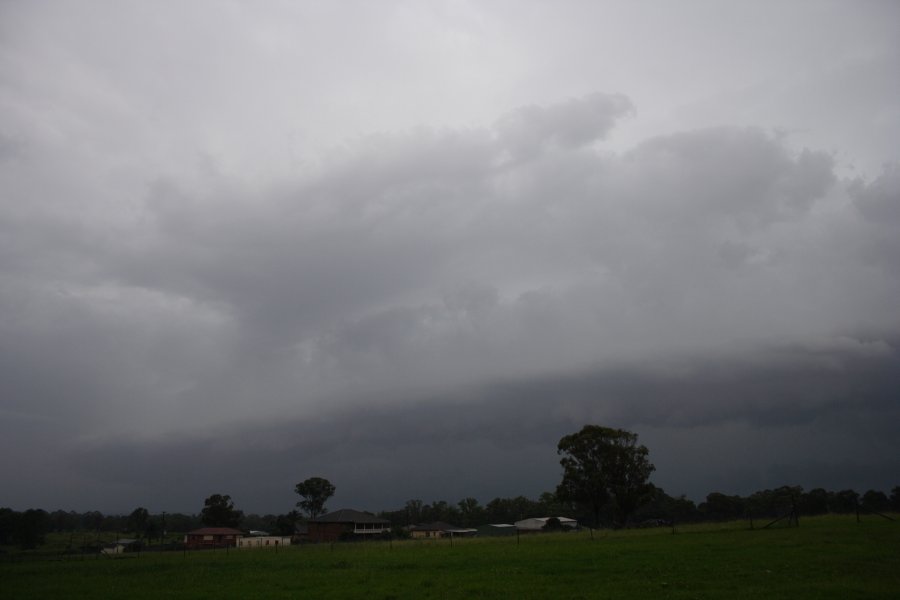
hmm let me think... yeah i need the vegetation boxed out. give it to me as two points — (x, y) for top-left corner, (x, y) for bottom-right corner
(1, 515), (897, 599)
(556, 425), (656, 527)
(295, 477), (336, 519)
(200, 494), (243, 528)
(3, 426), (898, 558)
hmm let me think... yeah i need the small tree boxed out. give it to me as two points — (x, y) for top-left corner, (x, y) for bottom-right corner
(201, 494), (243, 528)
(556, 425), (655, 528)
(294, 477), (336, 519)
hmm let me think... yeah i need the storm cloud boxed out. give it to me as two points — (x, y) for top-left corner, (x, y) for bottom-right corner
(1, 1), (899, 513)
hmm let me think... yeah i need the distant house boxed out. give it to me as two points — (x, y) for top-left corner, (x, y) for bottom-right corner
(514, 517), (578, 532)
(101, 538), (141, 554)
(409, 522), (477, 539)
(184, 527), (244, 549)
(237, 535), (292, 549)
(307, 509), (390, 542)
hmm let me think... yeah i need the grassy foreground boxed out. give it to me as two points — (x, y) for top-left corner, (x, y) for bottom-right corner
(2, 516), (897, 599)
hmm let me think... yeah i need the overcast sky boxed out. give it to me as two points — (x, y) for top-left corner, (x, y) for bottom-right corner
(2, 1), (899, 516)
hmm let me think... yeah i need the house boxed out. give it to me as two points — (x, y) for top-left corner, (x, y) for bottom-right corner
(184, 527), (244, 549)
(306, 509), (391, 542)
(514, 517), (578, 532)
(409, 521), (477, 539)
(101, 538), (141, 554)
(236, 535), (292, 549)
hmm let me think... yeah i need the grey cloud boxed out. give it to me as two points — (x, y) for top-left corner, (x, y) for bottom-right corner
(495, 93), (634, 160)
(3, 106), (895, 438)
(616, 128), (835, 226)
(853, 163), (900, 224)
(849, 163), (900, 279)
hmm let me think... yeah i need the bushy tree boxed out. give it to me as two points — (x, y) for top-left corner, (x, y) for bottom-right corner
(405, 499), (424, 524)
(14, 509), (50, 549)
(274, 510), (300, 536)
(632, 485), (699, 523)
(0, 507), (16, 545)
(861, 490), (890, 512)
(294, 477), (336, 519)
(556, 425), (655, 528)
(81, 511), (104, 531)
(201, 494), (243, 528)
(48, 510), (80, 532)
(799, 488), (830, 516)
(457, 497), (484, 527)
(829, 489), (859, 514)
(127, 507), (150, 536)
(700, 492), (746, 521)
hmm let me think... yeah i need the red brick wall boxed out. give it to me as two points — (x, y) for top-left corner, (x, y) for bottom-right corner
(307, 522), (351, 542)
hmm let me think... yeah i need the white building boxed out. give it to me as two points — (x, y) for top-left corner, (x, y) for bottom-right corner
(237, 535), (292, 549)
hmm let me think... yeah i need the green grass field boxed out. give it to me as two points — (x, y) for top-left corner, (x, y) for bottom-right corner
(2, 516), (898, 599)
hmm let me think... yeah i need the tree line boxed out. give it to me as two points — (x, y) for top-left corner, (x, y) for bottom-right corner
(3, 425), (899, 550)
(3, 483), (897, 551)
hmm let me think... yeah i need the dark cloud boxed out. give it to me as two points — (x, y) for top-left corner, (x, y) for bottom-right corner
(55, 336), (900, 513)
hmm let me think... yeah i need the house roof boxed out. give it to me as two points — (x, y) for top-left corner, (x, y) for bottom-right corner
(312, 509), (389, 524)
(409, 521), (462, 532)
(186, 527), (244, 535)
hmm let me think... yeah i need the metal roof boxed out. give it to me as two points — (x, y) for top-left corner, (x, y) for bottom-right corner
(186, 527), (244, 535)
(409, 521), (463, 532)
(312, 509), (389, 524)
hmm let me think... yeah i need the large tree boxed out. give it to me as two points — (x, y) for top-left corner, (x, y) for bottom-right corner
(556, 425), (655, 528)
(200, 494), (243, 528)
(294, 477), (336, 519)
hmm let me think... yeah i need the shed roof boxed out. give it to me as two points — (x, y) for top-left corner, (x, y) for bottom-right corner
(186, 527), (244, 535)
(409, 521), (462, 532)
(312, 509), (389, 524)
